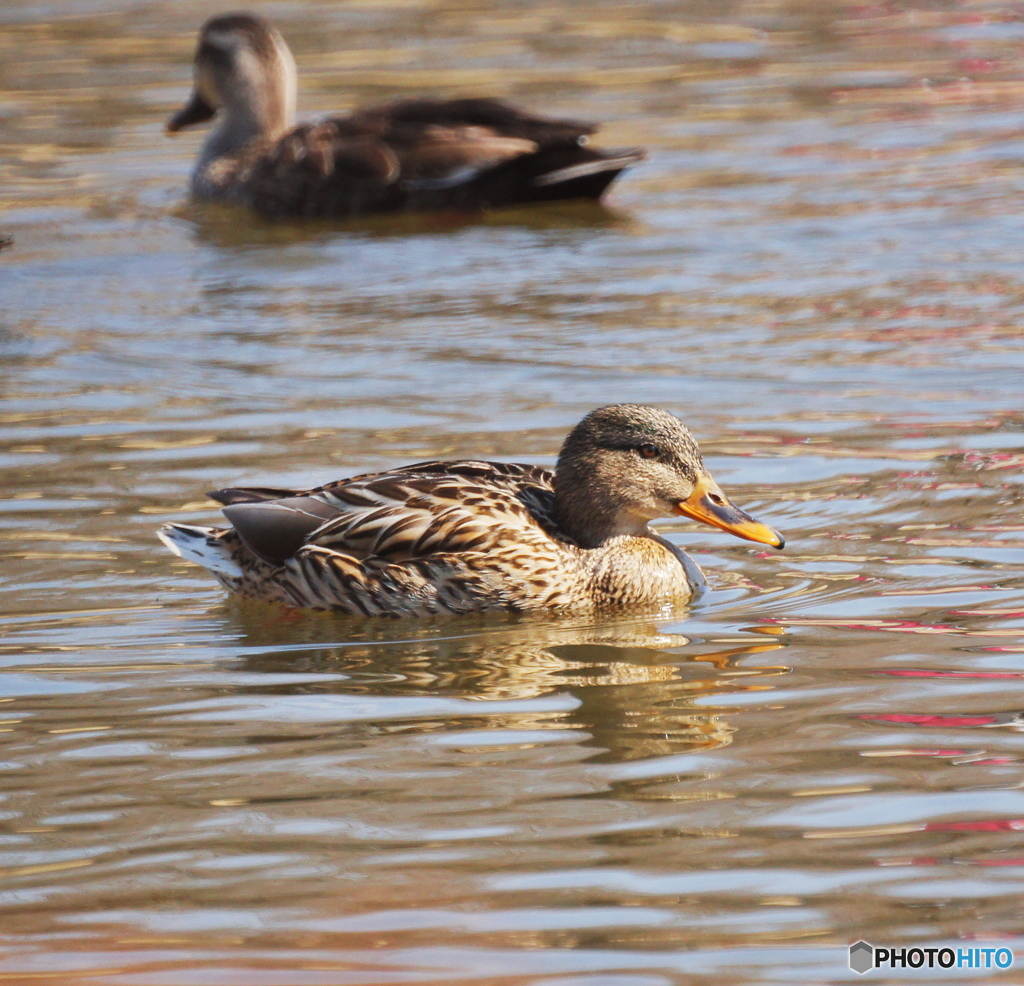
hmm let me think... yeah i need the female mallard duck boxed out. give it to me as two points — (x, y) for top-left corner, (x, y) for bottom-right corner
(159, 405), (783, 616)
(166, 12), (645, 218)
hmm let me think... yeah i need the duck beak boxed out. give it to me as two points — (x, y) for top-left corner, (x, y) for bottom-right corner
(673, 472), (785, 549)
(166, 90), (216, 133)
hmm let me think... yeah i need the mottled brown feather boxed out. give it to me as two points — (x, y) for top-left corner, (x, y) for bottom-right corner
(170, 458), (691, 615)
(160, 406), (784, 616)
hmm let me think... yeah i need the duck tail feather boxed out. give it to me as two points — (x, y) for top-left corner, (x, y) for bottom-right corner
(158, 524), (243, 579)
(533, 149), (645, 187)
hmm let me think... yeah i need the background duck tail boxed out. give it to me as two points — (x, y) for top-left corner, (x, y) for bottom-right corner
(532, 148), (645, 200)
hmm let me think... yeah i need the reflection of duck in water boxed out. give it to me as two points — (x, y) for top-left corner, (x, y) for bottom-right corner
(166, 12), (644, 219)
(231, 609), (789, 759)
(160, 405), (784, 616)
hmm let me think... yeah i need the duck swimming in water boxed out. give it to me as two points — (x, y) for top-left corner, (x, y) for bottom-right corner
(166, 12), (645, 219)
(158, 405), (784, 616)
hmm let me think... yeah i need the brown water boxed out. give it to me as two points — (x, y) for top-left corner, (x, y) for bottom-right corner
(2, 0), (1024, 983)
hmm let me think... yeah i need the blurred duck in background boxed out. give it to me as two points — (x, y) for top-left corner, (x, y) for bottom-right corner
(159, 405), (784, 617)
(166, 12), (645, 219)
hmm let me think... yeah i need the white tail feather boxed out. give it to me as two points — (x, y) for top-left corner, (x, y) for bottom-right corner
(534, 153), (643, 187)
(158, 524), (243, 579)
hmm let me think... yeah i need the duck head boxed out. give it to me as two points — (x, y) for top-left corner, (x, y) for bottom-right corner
(553, 404), (784, 550)
(167, 12), (296, 149)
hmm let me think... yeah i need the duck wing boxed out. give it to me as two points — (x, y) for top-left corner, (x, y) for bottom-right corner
(244, 114), (539, 216)
(209, 460), (558, 566)
(353, 97), (598, 145)
(384, 125), (540, 191)
(245, 98), (642, 217)
(245, 119), (402, 217)
(362, 98), (643, 200)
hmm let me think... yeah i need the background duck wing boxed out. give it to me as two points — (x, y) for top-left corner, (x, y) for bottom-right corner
(386, 125), (539, 191)
(364, 98), (644, 200)
(245, 120), (402, 217)
(243, 96), (642, 216)
(355, 97), (598, 145)
(245, 114), (540, 214)
(244, 98), (642, 216)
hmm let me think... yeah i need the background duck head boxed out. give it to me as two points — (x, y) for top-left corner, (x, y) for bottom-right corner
(167, 13), (296, 155)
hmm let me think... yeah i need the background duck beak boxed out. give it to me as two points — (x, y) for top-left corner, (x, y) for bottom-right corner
(166, 90), (216, 133)
(673, 472), (785, 549)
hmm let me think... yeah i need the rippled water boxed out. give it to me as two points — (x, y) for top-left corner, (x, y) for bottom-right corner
(2, 0), (1024, 982)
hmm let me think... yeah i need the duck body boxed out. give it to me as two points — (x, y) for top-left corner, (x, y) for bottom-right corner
(159, 406), (784, 617)
(161, 459), (696, 615)
(168, 14), (645, 219)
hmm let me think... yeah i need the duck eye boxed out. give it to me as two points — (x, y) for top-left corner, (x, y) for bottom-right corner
(638, 443), (660, 459)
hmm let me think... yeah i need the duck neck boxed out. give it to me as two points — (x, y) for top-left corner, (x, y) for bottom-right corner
(198, 61), (295, 170)
(553, 470), (650, 549)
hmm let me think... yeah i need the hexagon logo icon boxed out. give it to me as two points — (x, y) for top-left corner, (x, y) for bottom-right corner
(849, 940), (874, 975)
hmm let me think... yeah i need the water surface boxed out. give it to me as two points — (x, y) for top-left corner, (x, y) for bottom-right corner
(2, 0), (1024, 982)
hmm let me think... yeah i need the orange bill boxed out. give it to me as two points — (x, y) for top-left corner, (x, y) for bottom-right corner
(673, 472), (784, 549)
